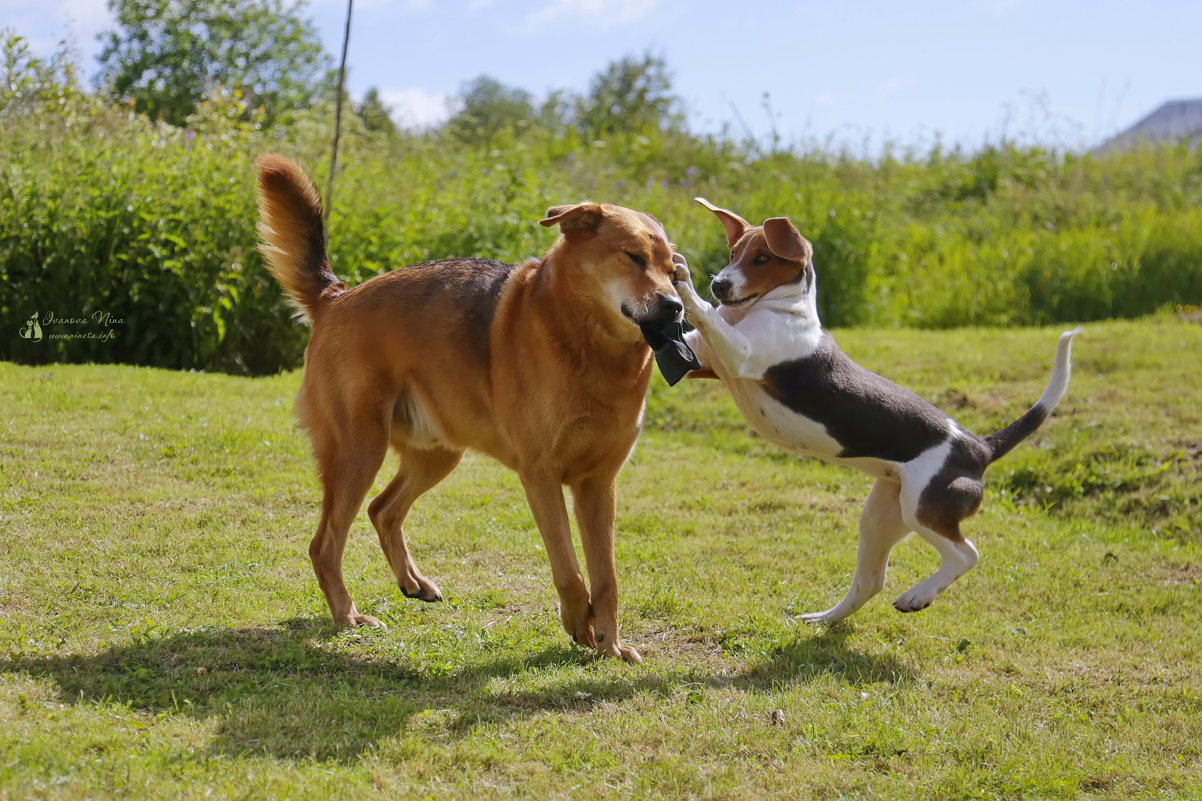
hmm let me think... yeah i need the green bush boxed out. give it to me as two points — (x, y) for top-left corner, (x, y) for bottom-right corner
(2, 34), (1200, 375)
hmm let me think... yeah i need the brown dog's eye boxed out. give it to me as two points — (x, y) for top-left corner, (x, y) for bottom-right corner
(754, 254), (771, 264)
(626, 252), (647, 268)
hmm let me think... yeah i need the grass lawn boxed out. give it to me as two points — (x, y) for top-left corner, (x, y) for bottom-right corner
(1, 315), (1199, 799)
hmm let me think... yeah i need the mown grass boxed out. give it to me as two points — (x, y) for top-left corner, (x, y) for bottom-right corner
(1, 315), (1200, 799)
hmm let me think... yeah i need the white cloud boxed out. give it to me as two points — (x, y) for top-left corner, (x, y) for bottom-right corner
(526, 0), (662, 28)
(377, 87), (453, 129)
(5, 0), (114, 62)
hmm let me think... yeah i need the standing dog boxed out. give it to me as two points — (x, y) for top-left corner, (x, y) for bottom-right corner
(673, 198), (1079, 623)
(255, 154), (684, 661)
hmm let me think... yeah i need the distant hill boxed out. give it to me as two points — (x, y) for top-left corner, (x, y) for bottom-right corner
(1094, 99), (1202, 153)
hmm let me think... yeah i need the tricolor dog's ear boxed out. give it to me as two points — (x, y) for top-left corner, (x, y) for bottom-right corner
(763, 217), (812, 263)
(539, 202), (604, 233)
(695, 197), (751, 249)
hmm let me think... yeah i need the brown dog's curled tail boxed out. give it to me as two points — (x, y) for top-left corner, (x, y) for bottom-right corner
(256, 154), (345, 322)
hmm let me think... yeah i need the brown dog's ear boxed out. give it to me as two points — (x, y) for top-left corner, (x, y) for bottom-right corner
(539, 202), (604, 233)
(695, 197), (751, 248)
(763, 217), (812, 263)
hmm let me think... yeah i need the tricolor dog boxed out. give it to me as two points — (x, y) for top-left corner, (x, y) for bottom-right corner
(256, 154), (685, 661)
(673, 198), (1079, 624)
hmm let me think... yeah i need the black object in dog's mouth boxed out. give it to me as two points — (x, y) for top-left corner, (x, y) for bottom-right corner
(638, 319), (701, 386)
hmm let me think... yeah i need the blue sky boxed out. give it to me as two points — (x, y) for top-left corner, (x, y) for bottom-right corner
(5, 0), (1200, 150)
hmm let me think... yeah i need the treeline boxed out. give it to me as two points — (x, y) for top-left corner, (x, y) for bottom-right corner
(2, 3), (1200, 375)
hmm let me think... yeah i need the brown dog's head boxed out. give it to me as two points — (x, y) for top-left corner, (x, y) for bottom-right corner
(695, 198), (813, 309)
(540, 202), (683, 335)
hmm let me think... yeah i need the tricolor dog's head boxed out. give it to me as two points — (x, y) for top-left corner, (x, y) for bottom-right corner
(540, 202), (683, 336)
(695, 198), (814, 309)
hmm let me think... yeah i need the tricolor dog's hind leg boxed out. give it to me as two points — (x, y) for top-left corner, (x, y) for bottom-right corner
(800, 479), (912, 624)
(891, 329), (1081, 614)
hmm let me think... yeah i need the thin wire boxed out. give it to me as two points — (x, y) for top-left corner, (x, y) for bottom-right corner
(325, 0), (353, 223)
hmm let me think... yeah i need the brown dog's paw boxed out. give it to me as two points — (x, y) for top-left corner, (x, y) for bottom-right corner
(400, 576), (443, 603)
(598, 642), (642, 663)
(560, 601), (596, 649)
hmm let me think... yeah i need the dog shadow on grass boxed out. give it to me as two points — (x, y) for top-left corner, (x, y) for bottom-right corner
(0, 618), (908, 763)
(731, 626), (912, 690)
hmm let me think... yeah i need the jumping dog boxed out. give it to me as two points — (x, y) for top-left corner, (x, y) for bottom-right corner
(672, 199), (1079, 623)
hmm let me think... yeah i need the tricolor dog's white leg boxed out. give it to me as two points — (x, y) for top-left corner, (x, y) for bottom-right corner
(892, 525), (979, 613)
(802, 478), (911, 625)
(894, 471), (980, 613)
(672, 256), (756, 378)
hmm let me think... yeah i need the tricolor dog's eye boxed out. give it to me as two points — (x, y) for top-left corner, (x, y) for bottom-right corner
(754, 253), (771, 265)
(626, 252), (647, 268)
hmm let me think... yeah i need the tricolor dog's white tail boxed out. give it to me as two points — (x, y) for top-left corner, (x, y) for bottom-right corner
(984, 328), (1081, 463)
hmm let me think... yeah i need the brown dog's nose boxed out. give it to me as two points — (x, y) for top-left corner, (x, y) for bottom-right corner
(655, 294), (683, 322)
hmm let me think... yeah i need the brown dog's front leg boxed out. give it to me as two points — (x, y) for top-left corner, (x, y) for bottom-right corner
(520, 470), (595, 649)
(572, 474), (642, 663)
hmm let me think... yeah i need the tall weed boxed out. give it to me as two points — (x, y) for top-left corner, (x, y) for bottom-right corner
(2, 38), (1199, 374)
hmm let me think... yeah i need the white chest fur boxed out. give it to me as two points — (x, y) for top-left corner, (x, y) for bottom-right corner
(725, 376), (839, 455)
(682, 290), (902, 482)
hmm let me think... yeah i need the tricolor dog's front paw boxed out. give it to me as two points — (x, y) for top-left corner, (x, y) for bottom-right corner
(671, 252), (692, 285)
(671, 253), (705, 313)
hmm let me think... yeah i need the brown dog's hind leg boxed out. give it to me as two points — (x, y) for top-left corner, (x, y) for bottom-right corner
(572, 473), (641, 663)
(519, 470), (595, 650)
(310, 420), (390, 628)
(369, 446), (462, 603)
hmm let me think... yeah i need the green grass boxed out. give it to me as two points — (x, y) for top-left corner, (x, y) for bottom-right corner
(1, 315), (1200, 799)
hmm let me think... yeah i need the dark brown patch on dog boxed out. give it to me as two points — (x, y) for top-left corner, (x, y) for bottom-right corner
(762, 333), (949, 462)
(915, 438), (991, 541)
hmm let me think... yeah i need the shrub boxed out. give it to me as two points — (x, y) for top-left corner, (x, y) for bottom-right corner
(2, 37), (1200, 374)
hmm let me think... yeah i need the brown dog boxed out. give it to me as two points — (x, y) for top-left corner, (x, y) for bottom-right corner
(254, 154), (683, 662)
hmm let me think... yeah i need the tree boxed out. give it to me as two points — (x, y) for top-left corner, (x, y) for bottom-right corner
(96, 0), (331, 127)
(444, 75), (535, 144)
(577, 52), (681, 138)
(1, 32), (81, 117)
(537, 88), (576, 135)
(356, 86), (399, 137)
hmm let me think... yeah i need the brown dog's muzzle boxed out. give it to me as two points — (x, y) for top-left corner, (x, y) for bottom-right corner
(623, 293), (684, 325)
(652, 294), (684, 323)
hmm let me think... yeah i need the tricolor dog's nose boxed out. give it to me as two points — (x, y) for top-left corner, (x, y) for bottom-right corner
(711, 276), (732, 299)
